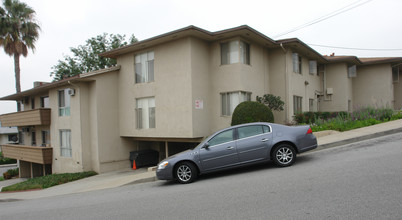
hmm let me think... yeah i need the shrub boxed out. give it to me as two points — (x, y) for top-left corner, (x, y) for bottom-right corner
(231, 101), (274, 126)
(256, 94), (284, 111)
(0, 152), (17, 165)
(3, 168), (19, 180)
(1, 171), (97, 192)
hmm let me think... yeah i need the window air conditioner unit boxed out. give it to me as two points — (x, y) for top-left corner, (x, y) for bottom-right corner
(68, 88), (75, 96)
(326, 88), (334, 95)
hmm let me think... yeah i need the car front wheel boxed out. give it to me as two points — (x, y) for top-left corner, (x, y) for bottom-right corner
(273, 144), (296, 167)
(175, 162), (198, 184)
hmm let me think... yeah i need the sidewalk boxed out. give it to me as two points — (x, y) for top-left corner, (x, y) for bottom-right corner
(1, 119), (401, 200)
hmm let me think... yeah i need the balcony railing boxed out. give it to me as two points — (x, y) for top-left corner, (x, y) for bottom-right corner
(0, 108), (51, 127)
(1, 144), (53, 164)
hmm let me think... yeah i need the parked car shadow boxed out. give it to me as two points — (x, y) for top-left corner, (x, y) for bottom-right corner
(157, 154), (316, 186)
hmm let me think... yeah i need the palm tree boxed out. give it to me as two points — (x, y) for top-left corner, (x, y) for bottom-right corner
(0, 0), (40, 111)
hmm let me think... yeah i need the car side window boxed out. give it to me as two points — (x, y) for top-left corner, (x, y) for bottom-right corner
(208, 129), (234, 146)
(263, 125), (270, 133)
(238, 125), (264, 139)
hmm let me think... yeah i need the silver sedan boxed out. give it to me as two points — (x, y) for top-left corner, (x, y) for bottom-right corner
(156, 122), (317, 184)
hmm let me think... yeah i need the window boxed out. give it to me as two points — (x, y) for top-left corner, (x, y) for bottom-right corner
(42, 130), (50, 146)
(309, 99), (315, 112)
(293, 53), (302, 74)
(221, 91), (251, 116)
(221, 40), (250, 65)
(136, 97), (156, 129)
(348, 65), (357, 78)
(293, 96), (302, 114)
(31, 131), (36, 146)
(238, 125), (264, 139)
(60, 130), (72, 157)
(208, 129), (234, 147)
(58, 89), (71, 116)
(135, 51), (154, 83)
(309, 60), (317, 75)
(31, 98), (35, 109)
(392, 67), (400, 83)
(40, 96), (49, 108)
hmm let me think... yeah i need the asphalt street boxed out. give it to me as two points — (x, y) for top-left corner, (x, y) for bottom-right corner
(0, 133), (401, 220)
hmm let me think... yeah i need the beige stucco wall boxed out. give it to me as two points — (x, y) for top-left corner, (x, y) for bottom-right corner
(117, 37), (194, 138)
(268, 49), (287, 123)
(190, 38), (212, 137)
(50, 85), (84, 173)
(320, 63), (352, 112)
(287, 51), (322, 121)
(353, 64), (394, 109)
(209, 38), (270, 132)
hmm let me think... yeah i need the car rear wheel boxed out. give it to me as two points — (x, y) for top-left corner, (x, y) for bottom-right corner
(175, 162), (198, 184)
(273, 144), (296, 167)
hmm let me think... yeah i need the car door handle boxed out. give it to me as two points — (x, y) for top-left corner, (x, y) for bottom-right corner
(227, 146), (234, 150)
(261, 138), (269, 142)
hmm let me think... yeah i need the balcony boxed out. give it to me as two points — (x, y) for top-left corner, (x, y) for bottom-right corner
(1, 144), (53, 164)
(0, 108), (51, 127)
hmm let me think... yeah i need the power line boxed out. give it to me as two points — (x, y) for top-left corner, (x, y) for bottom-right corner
(307, 43), (402, 51)
(273, 0), (374, 38)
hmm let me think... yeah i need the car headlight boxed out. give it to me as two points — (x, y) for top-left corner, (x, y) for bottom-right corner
(158, 161), (169, 170)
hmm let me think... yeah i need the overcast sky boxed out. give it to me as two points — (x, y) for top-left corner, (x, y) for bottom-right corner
(1, 0), (402, 115)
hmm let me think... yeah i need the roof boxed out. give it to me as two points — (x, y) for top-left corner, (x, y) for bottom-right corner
(277, 38), (328, 63)
(359, 57), (402, 66)
(324, 56), (362, 65)
(101, 25), (282, 58)
(0, 66), (120, 101)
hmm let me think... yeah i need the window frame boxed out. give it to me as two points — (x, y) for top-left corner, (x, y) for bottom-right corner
(221, 91), (252, 116)
(135, 51), (154, 84)
(136, 97), (156, 129)
(60, 129), (72, 157)
(207, 129), (235, 147)
(348, 65), (357, 78)
(237, 125), (271, 140)
(392, 66), (400, 83)
(221, 40), (250, 65)
(58, 89), (71, 116)
(293, 53), (302, 74)
(40, 96), (49, 108)
(293, 95), (303, 114)
(309, 60), (317, 75)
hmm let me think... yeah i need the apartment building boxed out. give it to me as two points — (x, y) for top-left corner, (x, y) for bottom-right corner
(0, 25), (401, 177)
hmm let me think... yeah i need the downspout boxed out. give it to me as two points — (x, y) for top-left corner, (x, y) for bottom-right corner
(280, 43), (289, 123)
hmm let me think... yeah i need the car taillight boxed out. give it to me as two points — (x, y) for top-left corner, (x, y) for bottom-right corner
(307, 127), (313, 134)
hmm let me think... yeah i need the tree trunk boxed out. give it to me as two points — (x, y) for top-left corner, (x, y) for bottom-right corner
(14, 53), (22, 112)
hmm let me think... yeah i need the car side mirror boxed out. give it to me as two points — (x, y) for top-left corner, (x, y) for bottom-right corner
(203, 143), (210, 149)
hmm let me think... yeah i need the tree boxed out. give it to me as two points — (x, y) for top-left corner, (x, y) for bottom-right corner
(256, 94), (285, 112)
(50, 33), (138, 81)
(0, 0), (40, 111)
(231, 101), (274, 126)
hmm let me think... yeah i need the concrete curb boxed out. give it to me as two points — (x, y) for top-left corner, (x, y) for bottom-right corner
(315, 127), (402, 151)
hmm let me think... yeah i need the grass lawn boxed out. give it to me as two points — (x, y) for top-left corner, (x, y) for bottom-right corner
(1, 171), (97, 192)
